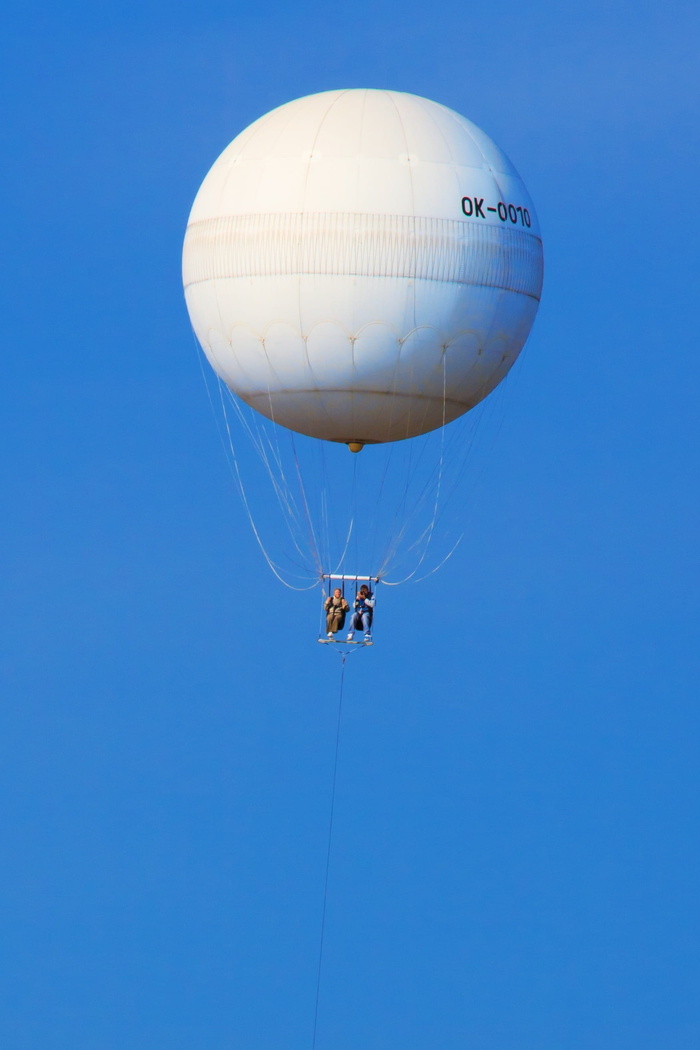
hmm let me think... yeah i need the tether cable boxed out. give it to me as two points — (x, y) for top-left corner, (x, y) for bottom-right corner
(312, 653), (347, 1049)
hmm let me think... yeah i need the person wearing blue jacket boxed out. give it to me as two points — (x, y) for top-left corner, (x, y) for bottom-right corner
(346, 584), (375, 642)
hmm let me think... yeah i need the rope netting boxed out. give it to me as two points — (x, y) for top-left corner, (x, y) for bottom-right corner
(194, 336), (513, 594)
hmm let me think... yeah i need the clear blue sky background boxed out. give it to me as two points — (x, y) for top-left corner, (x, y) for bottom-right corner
(2, 1), (699, 1047)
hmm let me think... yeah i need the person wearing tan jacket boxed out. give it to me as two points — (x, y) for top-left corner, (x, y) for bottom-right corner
(324, 588), (350, 638)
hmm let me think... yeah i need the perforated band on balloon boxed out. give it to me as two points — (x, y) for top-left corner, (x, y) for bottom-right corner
(183, 212), (543, 301)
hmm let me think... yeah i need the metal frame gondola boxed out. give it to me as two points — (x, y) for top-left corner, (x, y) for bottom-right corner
(317, 574), (379, 648)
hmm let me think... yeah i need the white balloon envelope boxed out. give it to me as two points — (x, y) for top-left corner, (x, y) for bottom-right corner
(183, 89), (543, 446)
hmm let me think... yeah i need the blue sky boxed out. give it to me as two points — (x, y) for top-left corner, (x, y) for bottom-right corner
(2, 1), (699, 1047)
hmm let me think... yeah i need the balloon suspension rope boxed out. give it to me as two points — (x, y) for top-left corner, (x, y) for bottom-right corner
(312, 653), (346, 1049)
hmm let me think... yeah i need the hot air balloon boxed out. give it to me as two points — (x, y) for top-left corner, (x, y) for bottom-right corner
(183, 89), (543, 626)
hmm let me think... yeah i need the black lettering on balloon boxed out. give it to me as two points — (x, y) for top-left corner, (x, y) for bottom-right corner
(461, 197), (533, 227)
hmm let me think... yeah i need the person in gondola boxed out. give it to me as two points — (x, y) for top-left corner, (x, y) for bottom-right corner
(324, 588), (350, 638)
(346, 584), (375, 641)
